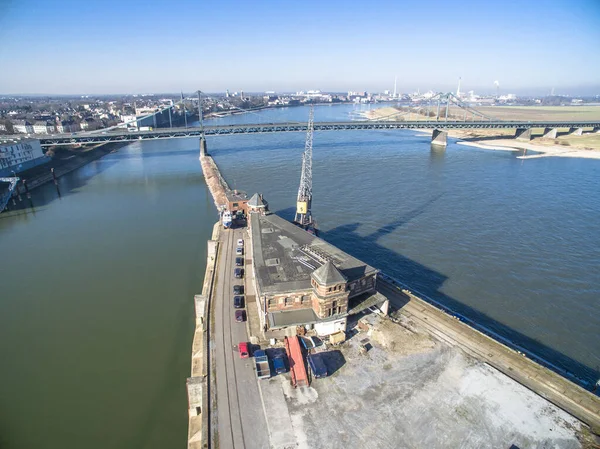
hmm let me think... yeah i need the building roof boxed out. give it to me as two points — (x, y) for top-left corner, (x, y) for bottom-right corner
(251, 212), (378, 296)
(268, 308), (319, 328)
(248, 193), (267, 208)
(347, 291), (388, 315)
(311, 261), (347, 286)
(226, 190), (248, 203)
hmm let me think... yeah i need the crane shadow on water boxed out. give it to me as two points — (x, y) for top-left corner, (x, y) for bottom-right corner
(275, 197), (599, 390)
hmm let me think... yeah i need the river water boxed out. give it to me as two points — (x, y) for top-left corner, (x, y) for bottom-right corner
(0, 103), (599, 448)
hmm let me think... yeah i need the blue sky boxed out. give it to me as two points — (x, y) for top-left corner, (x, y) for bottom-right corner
(0, 0), (599, 95)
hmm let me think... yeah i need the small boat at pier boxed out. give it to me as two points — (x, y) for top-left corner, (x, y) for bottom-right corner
(222, 210), (232, 229)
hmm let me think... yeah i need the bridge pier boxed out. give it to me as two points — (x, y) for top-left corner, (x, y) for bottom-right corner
(515, 128), (532, 141)
(431, 129), (447, 147)
(593, 127), (600, 133)
(543, 127), (558, 139)
(568, 127), (583, 136)
(200, 136), (207, 157)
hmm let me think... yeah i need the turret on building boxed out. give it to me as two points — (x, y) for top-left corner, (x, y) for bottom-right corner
(310, 261), (349, 319)
(248, 195), (387, 339)
(247, 193), (268, 215)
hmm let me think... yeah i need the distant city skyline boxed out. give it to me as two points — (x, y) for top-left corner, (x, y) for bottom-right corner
(1, 0), (599, 95)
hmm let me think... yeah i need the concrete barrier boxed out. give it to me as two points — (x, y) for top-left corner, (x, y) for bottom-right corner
(187, 224), (221, 449)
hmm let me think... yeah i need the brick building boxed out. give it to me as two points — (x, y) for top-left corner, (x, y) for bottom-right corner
(226, 190), (249, 216)
(248, 194), (386, 338)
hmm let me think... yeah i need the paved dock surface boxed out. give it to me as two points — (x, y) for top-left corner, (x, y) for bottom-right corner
(377, 280), (600, 431)
(213, 226), (269, 449)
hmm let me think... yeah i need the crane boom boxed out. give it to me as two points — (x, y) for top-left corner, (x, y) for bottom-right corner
(294, 106), (314, 228)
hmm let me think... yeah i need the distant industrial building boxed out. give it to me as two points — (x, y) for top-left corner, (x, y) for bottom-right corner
(248, 195), (387, 338)
(0, 138), (49, 177)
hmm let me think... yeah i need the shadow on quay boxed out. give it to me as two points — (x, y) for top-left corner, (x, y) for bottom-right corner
(274, 203), (599, 391)
(321, 350), (346, 377)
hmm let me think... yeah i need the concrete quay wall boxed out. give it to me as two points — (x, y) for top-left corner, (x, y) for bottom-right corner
(23, 143), (120, 192)
(186, 222), (221, 449)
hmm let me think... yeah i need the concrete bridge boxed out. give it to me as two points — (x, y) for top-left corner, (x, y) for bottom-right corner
(34, 120), (600, 147)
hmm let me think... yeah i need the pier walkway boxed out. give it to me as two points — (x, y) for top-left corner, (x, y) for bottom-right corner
(213, 226), (270, 449)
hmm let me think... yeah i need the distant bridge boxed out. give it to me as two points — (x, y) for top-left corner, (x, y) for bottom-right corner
(35, 120), (600, 147)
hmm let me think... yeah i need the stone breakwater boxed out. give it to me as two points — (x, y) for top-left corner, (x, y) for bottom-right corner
(200, 153), (230, 210)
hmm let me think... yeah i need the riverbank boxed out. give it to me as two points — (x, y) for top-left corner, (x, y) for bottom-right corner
(363, 106), (600, 159)
(418, 124), (600, 159)
(450, 130), (600, 159)
(15, 142), (124, 191)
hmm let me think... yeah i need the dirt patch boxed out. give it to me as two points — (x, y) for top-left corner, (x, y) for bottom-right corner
(364, 314), (436, 356)
(275, 315), (584, 449)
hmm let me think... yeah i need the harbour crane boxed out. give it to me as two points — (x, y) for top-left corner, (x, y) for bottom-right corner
(294, 106), (316, 234)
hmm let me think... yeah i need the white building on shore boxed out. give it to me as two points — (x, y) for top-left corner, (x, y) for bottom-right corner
(0, 138), (49, 177)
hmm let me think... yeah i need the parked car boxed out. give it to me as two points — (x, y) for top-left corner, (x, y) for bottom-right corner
(236, 247), (244, 256)
(254, 350), (271, 379)
(300, 336), (323, 350)
(235, 257), (244, 267)
(237, 239), (244, 247)
(272, 354), (288, 374)
(233, 295), (244, 308)
(233, 285), (244, 295)
(235, 310), (246, 322)
(234, 268), (244, 279)
(238, 342), (250, 358)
